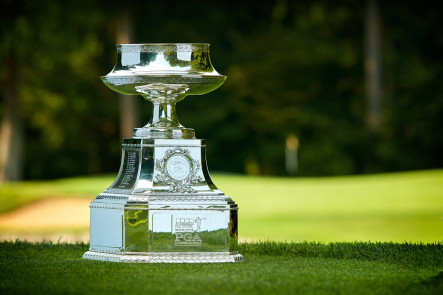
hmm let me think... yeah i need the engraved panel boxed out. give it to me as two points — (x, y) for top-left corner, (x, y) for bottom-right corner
(173, 215), (207, 247)
(110, 149), (140, 190)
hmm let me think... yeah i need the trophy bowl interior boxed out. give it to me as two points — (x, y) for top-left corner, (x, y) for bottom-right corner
(102, 44), (226, 99)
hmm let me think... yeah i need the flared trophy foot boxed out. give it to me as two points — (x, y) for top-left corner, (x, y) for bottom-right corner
(83, 251), (244, 263)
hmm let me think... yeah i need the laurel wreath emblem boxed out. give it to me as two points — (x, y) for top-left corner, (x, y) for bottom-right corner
(155, 147), (204, 193)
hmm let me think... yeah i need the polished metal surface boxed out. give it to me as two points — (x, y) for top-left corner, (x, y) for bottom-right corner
(102, 43), (226, 139)
(83, 44), (243, 263)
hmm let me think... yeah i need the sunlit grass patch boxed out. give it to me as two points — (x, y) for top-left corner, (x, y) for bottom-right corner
(0, 169), (442, 243)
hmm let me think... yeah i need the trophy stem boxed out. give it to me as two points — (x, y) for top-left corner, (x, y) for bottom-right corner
(133, 96), (195, 139)
(149, 102), (181, 128)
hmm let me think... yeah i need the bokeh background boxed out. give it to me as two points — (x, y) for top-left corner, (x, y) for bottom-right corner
(0, 0), (442, 243)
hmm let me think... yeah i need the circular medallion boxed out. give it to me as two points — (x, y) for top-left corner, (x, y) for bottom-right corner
(166, 155), (191, 181)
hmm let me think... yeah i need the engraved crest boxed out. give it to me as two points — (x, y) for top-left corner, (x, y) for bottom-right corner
(155, 147), (203, 192)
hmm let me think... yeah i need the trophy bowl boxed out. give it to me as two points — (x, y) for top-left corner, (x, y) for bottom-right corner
(102, 44), (226, 138)
(83, 43), (244, 263)
(102, 43), (226, 96)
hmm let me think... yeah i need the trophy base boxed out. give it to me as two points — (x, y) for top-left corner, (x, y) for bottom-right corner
(83, 138), (243, 264)
(83, 251), (244, 263)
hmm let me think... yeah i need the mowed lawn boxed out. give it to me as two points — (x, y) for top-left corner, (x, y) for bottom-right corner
(0, 169), (442, 243)
(0, 241), (442, 295)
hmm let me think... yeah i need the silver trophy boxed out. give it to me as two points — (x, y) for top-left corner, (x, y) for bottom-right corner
(83, 43), (244, 263)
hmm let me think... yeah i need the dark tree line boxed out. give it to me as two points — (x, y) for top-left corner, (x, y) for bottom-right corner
(1, 0), (442, 180)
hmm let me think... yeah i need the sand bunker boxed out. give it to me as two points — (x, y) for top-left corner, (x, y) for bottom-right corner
(0, 198), (91, 230)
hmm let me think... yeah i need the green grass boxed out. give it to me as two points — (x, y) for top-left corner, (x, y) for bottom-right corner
(0, 241), (442, 294)
(217, 169), (443, 243)
(0, 169), (442, 243)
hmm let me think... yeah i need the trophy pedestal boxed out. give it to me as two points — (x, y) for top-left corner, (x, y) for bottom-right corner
(83, 138), (243, 263)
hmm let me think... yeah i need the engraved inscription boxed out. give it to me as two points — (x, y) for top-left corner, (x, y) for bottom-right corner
(111, 150), (139, 190)
(174, 217), (204, 246)
(175, 233), (201, 246)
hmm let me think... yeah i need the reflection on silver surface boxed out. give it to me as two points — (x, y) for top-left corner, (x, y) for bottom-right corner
(101, 44), (227, 140)
(83, 44), (243, 263)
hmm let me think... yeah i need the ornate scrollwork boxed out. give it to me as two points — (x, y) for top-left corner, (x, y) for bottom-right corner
(118, 44), (209, 53)
(155, 147), (203, 193)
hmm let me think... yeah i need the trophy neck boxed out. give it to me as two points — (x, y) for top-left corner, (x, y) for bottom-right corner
(132, 100), (195, 139)
(149, 102), (180, 128)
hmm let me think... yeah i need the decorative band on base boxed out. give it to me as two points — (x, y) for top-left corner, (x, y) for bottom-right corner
(83, 251), (244, 263)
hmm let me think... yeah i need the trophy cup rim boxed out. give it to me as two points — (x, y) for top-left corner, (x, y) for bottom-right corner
(117, 43), (211, 53)
(117, 43), (210, 45)
(104, 43), (225, 80)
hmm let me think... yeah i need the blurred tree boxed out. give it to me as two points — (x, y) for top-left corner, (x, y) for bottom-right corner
(365, 0), (382, 131)
(0, 52), (23, 182)
(0, 0), (25, 182)
(117, 8), (140, 139)
(1, 0), (121, 180)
